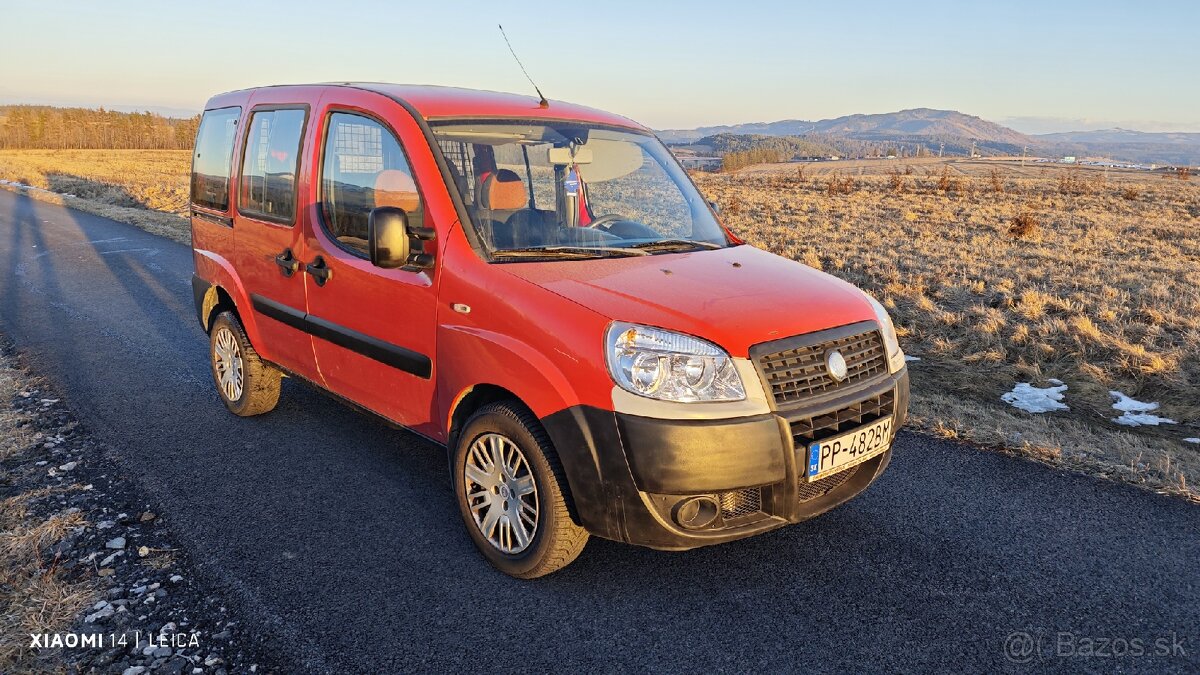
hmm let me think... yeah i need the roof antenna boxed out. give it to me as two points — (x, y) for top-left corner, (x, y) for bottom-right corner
(499, 24), (549, 108)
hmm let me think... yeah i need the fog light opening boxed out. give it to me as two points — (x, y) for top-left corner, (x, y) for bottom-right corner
(674, 496), (719, 530)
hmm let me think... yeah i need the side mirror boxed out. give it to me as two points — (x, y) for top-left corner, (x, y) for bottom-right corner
(368, 207), (410, 269)
(709, 200), (722, 215)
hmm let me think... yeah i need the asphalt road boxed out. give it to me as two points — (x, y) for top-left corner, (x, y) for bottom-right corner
(1, 188), (1197, 673)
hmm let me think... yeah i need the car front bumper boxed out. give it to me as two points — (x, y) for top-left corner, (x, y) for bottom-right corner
(541, 368), (909, 550)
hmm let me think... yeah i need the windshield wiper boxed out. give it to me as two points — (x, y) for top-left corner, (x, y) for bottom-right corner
(624, 239), (725, 252)
(491, 245), (650, 260)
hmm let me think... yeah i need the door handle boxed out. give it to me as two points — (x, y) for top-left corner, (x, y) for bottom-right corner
(305, 255), (333, 286)
(274, 248), (299, 277)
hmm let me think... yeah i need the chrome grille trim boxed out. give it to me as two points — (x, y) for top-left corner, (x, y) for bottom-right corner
(750, 321), (889, 407)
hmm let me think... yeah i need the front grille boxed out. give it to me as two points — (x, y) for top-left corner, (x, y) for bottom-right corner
(756, 328), (888, 406)
(718, 487), (762, 520)
(798, 465), (859, 502)
(790, 390), (895, 444)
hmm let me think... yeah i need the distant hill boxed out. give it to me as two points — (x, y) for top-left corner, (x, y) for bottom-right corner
(697, 133), (842, 159)
(659, 120), (818, 144)
(660, 109), (1032, 144)
(661, 109), (1199, 165)
(661, 108), (1034, 157)
(810, 108), (1030, 146)
(1035, 128), (1200, 145)
(1033, 128), (1200, 165)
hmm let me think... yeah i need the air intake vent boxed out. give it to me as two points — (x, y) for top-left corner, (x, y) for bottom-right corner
(790, 390), (895, 444)
(798, 466), (859, 502)
(718, 487), (762, 520)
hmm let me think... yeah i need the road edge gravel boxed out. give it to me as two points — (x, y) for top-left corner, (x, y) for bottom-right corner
(0, 336), (283, 674)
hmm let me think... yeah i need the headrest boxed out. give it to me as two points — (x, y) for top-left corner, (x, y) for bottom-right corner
(480, 169), (527, 211)
(374, 169), (420, 213)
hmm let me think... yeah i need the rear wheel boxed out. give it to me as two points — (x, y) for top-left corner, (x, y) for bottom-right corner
(452, 401), (588, 578)
(209, 311), (281, 417)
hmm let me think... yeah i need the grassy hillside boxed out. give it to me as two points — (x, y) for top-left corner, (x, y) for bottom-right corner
(697, 133), (843, 158)
(698, 159), (1200, 496)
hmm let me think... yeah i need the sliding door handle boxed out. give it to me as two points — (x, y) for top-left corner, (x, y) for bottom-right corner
(305, 256), (333, 286)
(274, 249), (299, 277)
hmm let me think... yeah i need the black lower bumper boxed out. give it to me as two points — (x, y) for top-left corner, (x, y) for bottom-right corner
(541, 368), (909, 550)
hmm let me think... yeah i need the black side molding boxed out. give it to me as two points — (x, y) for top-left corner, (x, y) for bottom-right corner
(250, 294), (431, 379)
(306, 314), (432, 378)
(250, 294), (306, 331)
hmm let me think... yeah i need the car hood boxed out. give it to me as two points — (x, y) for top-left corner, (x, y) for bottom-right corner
(498, 244), (877, 357)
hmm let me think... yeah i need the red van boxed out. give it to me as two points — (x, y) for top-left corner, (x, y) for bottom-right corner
(189, 84), (909, 578)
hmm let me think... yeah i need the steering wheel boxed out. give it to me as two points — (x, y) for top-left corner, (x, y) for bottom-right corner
(588, 213), (627, 231)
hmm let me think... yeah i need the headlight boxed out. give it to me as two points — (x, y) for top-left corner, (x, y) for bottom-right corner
(865, 294), (903, 368)
(605, 322), (746, 402)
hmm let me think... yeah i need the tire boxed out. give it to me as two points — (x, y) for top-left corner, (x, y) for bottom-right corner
(452, 401), (588, 578)
(209, 311), (281, 417)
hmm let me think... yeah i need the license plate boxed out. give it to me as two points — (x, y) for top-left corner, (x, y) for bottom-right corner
(806, 416), (893, 481)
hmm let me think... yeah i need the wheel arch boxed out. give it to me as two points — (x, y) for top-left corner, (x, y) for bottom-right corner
(447, 383), (522, 449)
(446, 384), (582, 525)
(192, 250), (269, 356)
(200, 284), (239, 334)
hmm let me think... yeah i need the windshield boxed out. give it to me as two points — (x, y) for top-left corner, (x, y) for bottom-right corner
(430, 121), (730, 259)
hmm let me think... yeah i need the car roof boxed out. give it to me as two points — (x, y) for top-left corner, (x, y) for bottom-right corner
(205, 83), (648, 131)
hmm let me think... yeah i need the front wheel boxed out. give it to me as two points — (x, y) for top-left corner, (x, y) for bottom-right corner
(452, 401), (588, 578)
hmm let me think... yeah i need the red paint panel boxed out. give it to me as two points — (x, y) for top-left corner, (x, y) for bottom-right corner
(497, 246), (876, 357)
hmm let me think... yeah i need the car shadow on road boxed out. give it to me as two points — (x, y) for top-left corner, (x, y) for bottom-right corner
(0, 191), (88, 368)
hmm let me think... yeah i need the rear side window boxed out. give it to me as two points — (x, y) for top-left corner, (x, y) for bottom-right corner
(320, 112), (424, 256)
(239, 108), (306, 223)
(190, 107), (240, 211)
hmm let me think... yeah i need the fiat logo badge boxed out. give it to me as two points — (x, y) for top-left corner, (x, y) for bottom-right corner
(826, 350), (848, 382)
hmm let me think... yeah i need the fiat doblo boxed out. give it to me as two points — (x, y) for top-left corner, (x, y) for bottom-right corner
(190, 83), (909, 578)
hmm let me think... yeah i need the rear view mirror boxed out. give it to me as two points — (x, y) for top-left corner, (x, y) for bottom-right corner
(368, 207), (410, 269)
(547, 146), (593, 165)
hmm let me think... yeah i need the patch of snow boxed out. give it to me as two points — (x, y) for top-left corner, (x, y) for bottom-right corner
(1001, 382), (1069, 413)
(904, 355), (921, 362)
(1109, 391), (1159, 413)
(1047, 378), (1064, 386)
(1114, 413), (1176, 427)
(1183, 438), (1199, 444)
(1109, 391), (1176, 427)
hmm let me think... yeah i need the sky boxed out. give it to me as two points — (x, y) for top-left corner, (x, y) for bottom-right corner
(2, 0), (1197, 133)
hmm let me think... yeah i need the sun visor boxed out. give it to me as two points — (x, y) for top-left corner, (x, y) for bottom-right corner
(576, 139), (644, 182)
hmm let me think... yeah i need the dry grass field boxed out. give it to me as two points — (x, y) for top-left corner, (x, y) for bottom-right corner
(698, 159), (1200, 496)
(0, 149), (190, 213)
(0, 149), (190, 243)
(1, 149), (1197, 497)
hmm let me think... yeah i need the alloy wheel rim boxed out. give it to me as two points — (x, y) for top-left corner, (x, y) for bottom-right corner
(464, 432), (539, 554)
(213, 327), (244, 402)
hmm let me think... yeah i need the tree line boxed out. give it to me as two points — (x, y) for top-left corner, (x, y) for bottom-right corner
(721, 148), (785, 172)
(0, 105), (199, 150)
